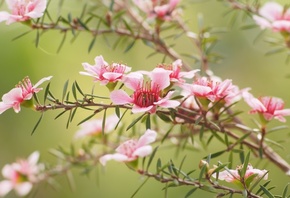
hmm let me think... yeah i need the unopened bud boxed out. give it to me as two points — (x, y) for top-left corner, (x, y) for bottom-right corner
(207, 165), (218, 176)
(199, 160), (209, 170)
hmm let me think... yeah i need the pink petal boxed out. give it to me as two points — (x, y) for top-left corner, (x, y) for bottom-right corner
(151, 68), (171, 90)
(253, 15), (272, 29)
(191, 84), (212, 96)
(272, 20), (290, 32)
(243, 92), (267, 112)
(5, 0), (18, 10)
(0, 180), (13, 196)
(99, 154), (129, 166)
(131, 105), (154, 114)
(123, 72), (143, 90)
(1, 165), (14, 179)
(259, 2), (283, 21)
(32, 76), (52, 90)
(94, 55), (108, 67)
(28, 151), (40, 165)
(133, 145), (153, 157)
(0, 11), (10, 23)
(136, 129), (157, 147)
(169, 0), (180, 8)
(0, 102), (13, 114)
(155, 91), (180, 109)
(14, 182), (33, 196)
(102, 72), (123, 81)
(178, 69), (199, 79)
(110, 90), (133, 105)
(81, 62), (101, 77)
(2, 88), (23, 104)
(275, 109), (290, 116)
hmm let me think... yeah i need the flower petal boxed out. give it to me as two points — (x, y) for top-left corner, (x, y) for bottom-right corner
(151, 68), (171, 90)
(137, 129), (157, 147)
(110, 90), (133, 105)
(32, 76), (52, 90)
(133, 145), (153, 157)
(0, 180), (13, 197)
(14, 182), (33, 196)
(99, 154), (129, 166)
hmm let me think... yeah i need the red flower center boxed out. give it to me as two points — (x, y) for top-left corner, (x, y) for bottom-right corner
(133, 82), (160, 107)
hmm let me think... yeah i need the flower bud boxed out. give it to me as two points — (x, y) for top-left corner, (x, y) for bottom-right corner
(199, 160), (209, 170)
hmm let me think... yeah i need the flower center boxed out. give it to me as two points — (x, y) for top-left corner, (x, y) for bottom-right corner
(16, 76), (33, 98)
(133, 82), (160, 107)
(118, 140), (138, 158)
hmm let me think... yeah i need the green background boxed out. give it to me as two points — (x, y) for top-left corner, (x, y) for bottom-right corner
(0, 0), (290, 197)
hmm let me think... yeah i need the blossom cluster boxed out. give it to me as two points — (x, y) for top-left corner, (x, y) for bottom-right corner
(0, 152), (43, 197)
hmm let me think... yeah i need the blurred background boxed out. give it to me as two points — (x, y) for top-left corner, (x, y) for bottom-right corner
(0, 0), (290, 197)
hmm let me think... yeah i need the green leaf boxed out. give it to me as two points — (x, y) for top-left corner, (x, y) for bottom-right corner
(206, 150), (226, 159)
(211, 163), (229, 175)
(72, 83), (77, 101)
(57, 31), (67, 53)
(250, 171), (269, 192)
(265, 47), (286, 56)
(146, 114), (151, 129)
(126, 113), (146, 131)
(282, 183), (290, 198)
(130, 177), (149, 198)
(74, 81), (84, 96)
(43, 82), (51, 104)
(146, 146), (159, 171)
(62, 80), (69, 102)
(115, 106), (120, 118)
(70, 107), (77, 122)
(12, 30), (32, 41)
(55, 110), (67, 120)
(198, 163), (207, 182)
(156, 158), (162, 173)
(123, 19), (134, 35)
(200, 185), (217, 193)
(184, 188), (197, 198)
(156, 111), (172, 122)
(88, 36), (96, 53)
(102, 109), (107, 135)
(245, 173), (258, 188)
(78, 113), (95, 126)
(77, 18), (90, 31)
(259, 185), (275, 198)
(267, 125), (289, 134)
(124, 40), (136, 53)
(240, 151), (250, 178)
(66, 110), (72, 129)
(161, 125), (174, 143)
(35, 29), (40, 47)
(31, 113), (44, 135)
(178, 155), (187, 177)
(115, 108), (127, 130)
(256, 180), (271, 195)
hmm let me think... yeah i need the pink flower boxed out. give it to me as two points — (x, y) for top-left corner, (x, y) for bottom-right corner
(212, 164), (268, 183)
(0, 151), (42, 197)
(156, 59), (199, 84)
(99, 129), (157, 165)
(253, 2), (290, 32)
(75, 114), (120, 139)
(243, 92), (290, 122)
(182, 77), (243, 105)
(0, 0), (47, 25)
(0, 76), (52, 114)
(80, 55), (131, 85)
(110, 69), (180, 114)
(133, 0), (180, 21)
